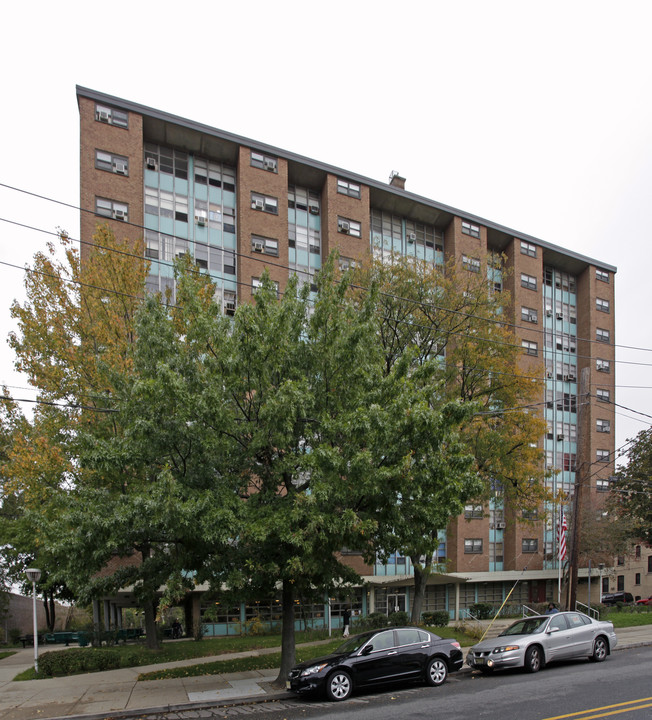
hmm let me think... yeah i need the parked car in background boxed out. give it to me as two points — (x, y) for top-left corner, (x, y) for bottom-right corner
(287, 627), (463, 701)
(601, 592), (634, 606)
(466, 612), (617, 674)
(635, 595), (652, 605)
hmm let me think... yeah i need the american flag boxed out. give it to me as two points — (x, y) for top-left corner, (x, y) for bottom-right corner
(558, 509), (568, 564)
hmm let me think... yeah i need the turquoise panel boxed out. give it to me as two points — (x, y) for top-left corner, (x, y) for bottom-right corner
(209, 229), (223, 246)
(194, 184), (208, 202)
(312, 255), (321, 269)
(435, 251), (444, 264)
(223, 190), (236, 208)
(309, 214), (320, 231)
(149, 261), (160, 276)
(160, 174), (174, 192)
(296, 210), (308, 227)
(289, 248), (296, 264)
(194, 226), (208, 244)
(209, 186), (222, 204)
(160, 262), (174, 279)
(145, 215), (159, 231)
(223, 279), (237, 292)
(297, 250), (309, 267)
(160, 217), (174, 235)
(144, 170), (159, 188)
(223, 233), (236, 250)
(175, 222), (188, 239)
(175, 179), (188, 196)
(288, 208), (296, 224)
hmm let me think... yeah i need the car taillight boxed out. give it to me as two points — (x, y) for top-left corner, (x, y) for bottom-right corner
(451, 642), (461, 649)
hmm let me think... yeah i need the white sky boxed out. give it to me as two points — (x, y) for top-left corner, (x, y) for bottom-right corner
(1, 0), (651, 461)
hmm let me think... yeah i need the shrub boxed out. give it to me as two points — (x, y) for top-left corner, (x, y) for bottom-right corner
(352, 612), (389, 632)
(388, 611), (410, 626)
(421, 611), (450, 627)
(9, 628), (22, 645)
(38, 648), (130, 677)
(468, 603), (494, 620)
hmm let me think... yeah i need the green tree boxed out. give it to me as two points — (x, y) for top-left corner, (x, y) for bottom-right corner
(611, 428), (652, 546)
(350, 254), (548, 621)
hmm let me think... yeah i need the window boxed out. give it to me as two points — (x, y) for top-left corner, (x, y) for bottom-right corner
(596, 359), (611, 373)
(635, 573), (641, 585)
(635, 545), (641, 559)
(339, 256), (358, 271)
(252, 277), (279, 296)
(522, 509), (538, 520)
(251, 192), (278, 214)
(617, 575), (624, 591)
(337, 178), (361, 198)
(597, 449), (610, 463)
(648, 556), (652, 573)
(596, 328), (610, 343)
(95, 150), (129, 175)
(464, 505), (483, 519)
(338, 217), (361, 238)
(461, 221), (480, 238)
(464, 538), (483, 554)
(522, 539), (538, 553)
(596, 269), (609, 283)
(251, 235), (278, 256)
(521, 273), (537, 291)
(520, 240), (537, 257)
(596, 388), (610, 402)
(462, 255), (481, 273)
(522, 340), (538, 356)
(223, 290), (236, 316)
(596, 298), (610, 313)
(95, 104), (128, 128)
(521, 307), (538, 323)
(596, 478), (610, 492)
(95, 197), (128, 221)
(251, 151), (278, 173)
(596, 419), (611, 433)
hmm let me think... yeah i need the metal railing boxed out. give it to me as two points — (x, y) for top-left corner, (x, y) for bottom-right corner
(575, 601), (599, 619)
(522, 604), (539, 617)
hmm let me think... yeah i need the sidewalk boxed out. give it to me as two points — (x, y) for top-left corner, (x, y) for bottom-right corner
(1, 623), (651, 720)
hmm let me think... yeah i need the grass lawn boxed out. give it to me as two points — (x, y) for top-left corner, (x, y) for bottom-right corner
(0, 651), (16, 661)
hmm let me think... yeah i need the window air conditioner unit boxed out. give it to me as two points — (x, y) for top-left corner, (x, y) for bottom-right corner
(339, 221), (350, 233)
(569, 373), (576, 381)
(557, 434), (564, 441)
(253, 198), (265, 210)
(113, 209), (126, 220)
(97, 110), (110, 122)
(309, 204), (319, 214)
(264, 158), (276, 171)
(408, 232), (417, 243)
(253, 240), (264, 252)
(546, 371), (553, 378)
(556, 312), (563, 320)
(195, 214), (207, 226)
(496, 522), (506, 530)
(546, 309), (552, 317)
(114, 162), (127, 174)
(146, 157), (157, 170)
(563, 374), (570, 382)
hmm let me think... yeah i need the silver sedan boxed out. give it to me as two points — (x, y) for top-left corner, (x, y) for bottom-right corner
(466, 612), (617, 673)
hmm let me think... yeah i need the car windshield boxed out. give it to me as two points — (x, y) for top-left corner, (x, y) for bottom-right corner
(500, 618), (548, 636)
(336, 633), (375, 654)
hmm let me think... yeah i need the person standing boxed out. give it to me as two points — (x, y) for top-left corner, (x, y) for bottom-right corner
(342, 608), (351, 637)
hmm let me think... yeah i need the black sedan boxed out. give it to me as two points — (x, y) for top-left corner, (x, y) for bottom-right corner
(287, 626), (463, 701)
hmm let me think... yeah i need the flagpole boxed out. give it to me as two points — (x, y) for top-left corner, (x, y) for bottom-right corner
(557, 503), (562, 604)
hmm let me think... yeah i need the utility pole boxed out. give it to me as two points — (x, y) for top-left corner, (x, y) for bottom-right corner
(568, 366), (590, 610)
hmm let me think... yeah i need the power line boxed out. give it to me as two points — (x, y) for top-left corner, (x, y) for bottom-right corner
(0, 180), (646, 355)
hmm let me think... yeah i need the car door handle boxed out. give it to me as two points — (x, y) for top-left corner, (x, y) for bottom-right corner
(388, 651), (398, 655)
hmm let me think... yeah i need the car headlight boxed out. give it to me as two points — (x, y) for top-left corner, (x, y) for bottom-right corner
(300, 663), (329, 676)
(492, 645), (520, 653)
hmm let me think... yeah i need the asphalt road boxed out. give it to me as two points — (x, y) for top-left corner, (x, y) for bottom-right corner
(110, 645), (652, 720)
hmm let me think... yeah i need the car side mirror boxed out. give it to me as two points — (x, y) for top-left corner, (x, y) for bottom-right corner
(361, 644), (373, 655)
(547, 627), (561, 634)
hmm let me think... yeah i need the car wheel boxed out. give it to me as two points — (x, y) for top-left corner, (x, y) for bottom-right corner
(325, 670), (352, 701)
(591, 636), (608, 662)
(425, 657), (448, 686)
(524, 645), (543, 673)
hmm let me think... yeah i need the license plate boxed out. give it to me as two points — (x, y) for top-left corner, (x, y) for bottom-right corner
(475, 657), (485, 665)
(286, 681), (291, 690)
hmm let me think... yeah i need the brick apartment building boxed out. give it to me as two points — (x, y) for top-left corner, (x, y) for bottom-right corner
(76, 85), (644, 634)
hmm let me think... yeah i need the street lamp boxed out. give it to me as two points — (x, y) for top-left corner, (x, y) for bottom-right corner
(25, 568), (41, 674)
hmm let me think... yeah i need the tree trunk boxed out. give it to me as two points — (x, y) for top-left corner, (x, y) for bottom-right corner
(48, 593), (56, 631)
(42, 592), (56, 631)
(274, 579), (296, 686)
(410, 558), (431, 624)
(143, 598), (160, 650)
